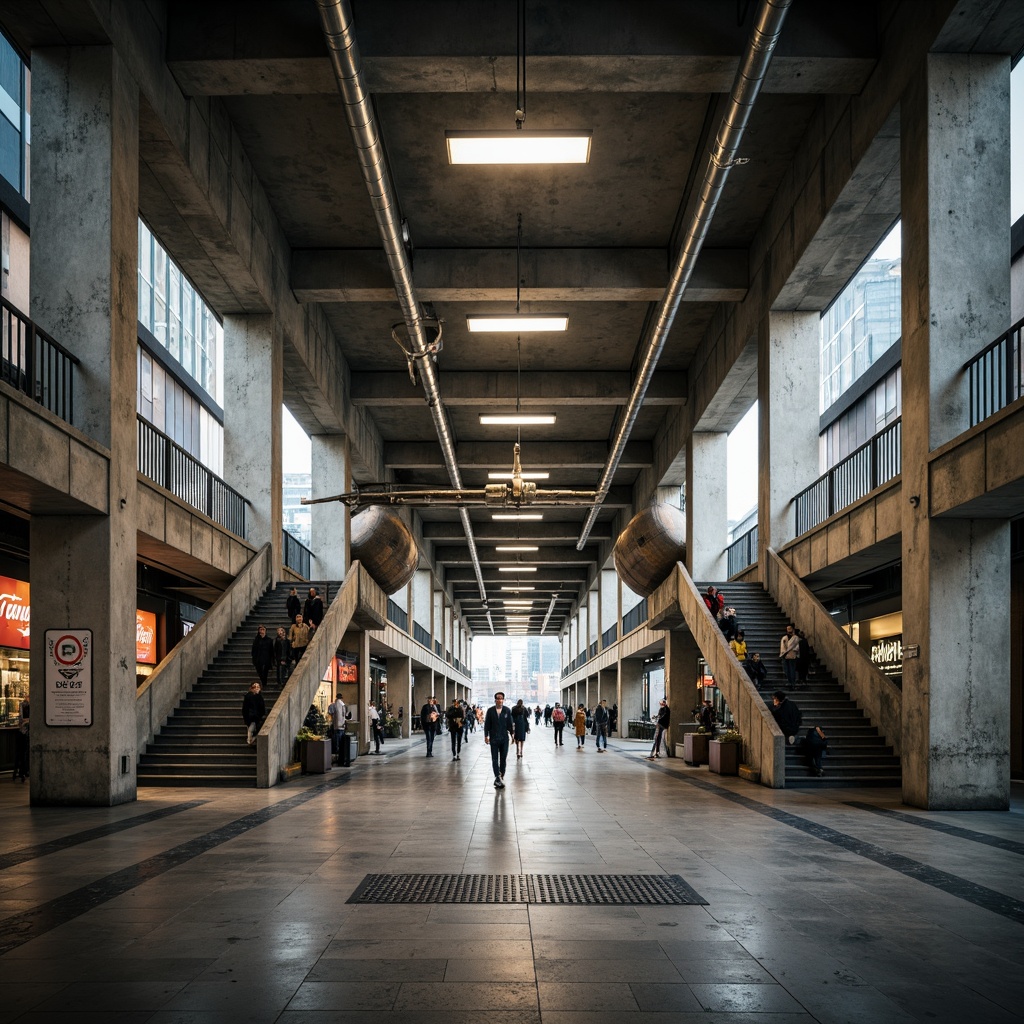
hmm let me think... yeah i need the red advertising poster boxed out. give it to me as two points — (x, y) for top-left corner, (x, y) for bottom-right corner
(0, 576), (30, 650)
(337, 659), (358, 683)
(136, 610), (157, 665)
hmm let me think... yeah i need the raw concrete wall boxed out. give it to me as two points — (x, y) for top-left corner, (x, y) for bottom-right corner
(136, 544), (272, 754)
(764, 548), (902, 755)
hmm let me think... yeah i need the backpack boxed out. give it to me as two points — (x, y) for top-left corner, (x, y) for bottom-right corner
(552, 707), (566, 724)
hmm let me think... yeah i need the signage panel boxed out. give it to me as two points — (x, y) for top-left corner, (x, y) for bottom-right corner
(0, 575), (30, 650)
(44, 628), (93, 726)
(136, 610), (157, 664)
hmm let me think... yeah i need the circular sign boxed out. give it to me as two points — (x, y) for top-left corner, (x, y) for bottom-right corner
(53, 634), (85, 666)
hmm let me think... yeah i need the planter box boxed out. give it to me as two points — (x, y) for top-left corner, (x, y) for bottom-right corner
(683, 732), (710, 766)
(708, 739), (740, 776)
(301, 738), (332, 774)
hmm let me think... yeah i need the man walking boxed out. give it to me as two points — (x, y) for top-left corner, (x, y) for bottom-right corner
(446, 697), (465, 761)
(551, 702), (566, 746)
(647, 698), (671, 760)
(242, 681), (265, 746)
(779, 624), (800, 687)
(484, 691), (514, 788)
(593, 699), (610, 752)
(420, 695), (440, 757)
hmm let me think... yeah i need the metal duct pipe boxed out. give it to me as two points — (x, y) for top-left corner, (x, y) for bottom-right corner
(576, 0), (791, 551)
(315, 0), (492, 631)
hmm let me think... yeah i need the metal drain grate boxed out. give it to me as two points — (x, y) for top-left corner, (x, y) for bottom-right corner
(348, 873), (706, 905)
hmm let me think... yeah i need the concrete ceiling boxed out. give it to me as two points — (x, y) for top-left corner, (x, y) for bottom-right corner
(162, 0), (878, 638)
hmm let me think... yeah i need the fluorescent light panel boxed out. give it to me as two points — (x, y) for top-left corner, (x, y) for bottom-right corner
(480, 414), (555, 425)
(488, 471), (550, 480)
(498, 566), (537, 572)
(492, 513), (543, 521)
(495, 545), (538, 552)
(446, 129), (591, 165)
(467, 314), (568, 333)
(500, 585), (534, 591)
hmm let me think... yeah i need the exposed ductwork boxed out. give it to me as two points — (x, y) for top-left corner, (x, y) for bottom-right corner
(576, 0), (792, 551)
(315, 0), (493, 632)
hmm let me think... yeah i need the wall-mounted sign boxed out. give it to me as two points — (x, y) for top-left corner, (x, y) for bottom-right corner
(337, 658), (358, 683)
(870, 635), (903, 678)
(136, 610), (157, 664)
(44, 628), (93, 726)
(0, 575), (30, 650)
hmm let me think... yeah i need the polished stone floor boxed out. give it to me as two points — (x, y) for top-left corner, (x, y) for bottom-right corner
(1, 730), (1022, 1024)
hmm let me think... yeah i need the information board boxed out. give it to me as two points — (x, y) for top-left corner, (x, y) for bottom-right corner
(44, 628), (93, 727)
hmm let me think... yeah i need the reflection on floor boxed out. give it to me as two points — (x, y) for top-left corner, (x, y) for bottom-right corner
(1, 734), (1022, 1023)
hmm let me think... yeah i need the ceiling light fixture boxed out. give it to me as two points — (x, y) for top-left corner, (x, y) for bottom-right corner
(466, 216), (567, 332)
(498, 566), (537, 572)
(501, 585), (535, 591)
(488, 471), (549, 480)
(480, 414), (555, 426)
(492, 513), (543, 521)
(445, 3), (591, 166)
(495, 545), (538, 552)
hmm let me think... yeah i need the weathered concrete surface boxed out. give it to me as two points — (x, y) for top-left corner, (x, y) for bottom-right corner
(616, 658), (644, 738)
(28, 46), (139, 806)
(758, 311), (820, 562)
(223, 314), (283, 569)
(687, 432), (727, 580)
(311, 433), (349, 581)
(136, 545), (271, 756)
(648, 563), (785, 787)
(900, 53), (1011, 810)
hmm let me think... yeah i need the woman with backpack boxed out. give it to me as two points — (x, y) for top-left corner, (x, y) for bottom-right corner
(551, 703), (566, 746)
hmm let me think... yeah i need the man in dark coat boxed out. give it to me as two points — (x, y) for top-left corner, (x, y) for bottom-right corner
(286, 587), (301, 624)
(250, 625), (275, 688)
(420, 696), (440, 757)
(744, 652), (768, 689)
(242, 682), (266, 745)
(771, 690), (802, 744)
(303, 587), (324, 630)
(483, 691), (514, 788)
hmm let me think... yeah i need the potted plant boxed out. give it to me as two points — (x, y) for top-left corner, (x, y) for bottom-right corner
(709, 730), (742, 775)
(296, 726), (332, 774)
(383, 713), (401, 738)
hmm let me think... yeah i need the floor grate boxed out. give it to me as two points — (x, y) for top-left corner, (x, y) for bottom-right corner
(347, 873), (707, 905)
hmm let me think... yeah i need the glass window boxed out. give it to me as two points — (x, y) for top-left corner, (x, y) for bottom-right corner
(153, 243), (168, 348)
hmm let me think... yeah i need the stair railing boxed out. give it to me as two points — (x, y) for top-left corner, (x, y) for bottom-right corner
(649, 563), (786, 787)
(136, 543), (272, 756)
(763, 548), (902, 754)
(256, 561), (386, 787)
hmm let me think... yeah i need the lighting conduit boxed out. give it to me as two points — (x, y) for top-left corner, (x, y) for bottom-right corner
(315, 0), (494, 632)
(576, 0), (791, 551)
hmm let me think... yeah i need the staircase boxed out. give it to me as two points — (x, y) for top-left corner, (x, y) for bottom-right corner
(698, 581), (901, 789)
(138, 582), (339, 787)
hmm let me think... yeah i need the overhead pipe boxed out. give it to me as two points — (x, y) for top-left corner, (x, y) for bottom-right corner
(315, 0), (494, 632)
(576, 0), (791, 550)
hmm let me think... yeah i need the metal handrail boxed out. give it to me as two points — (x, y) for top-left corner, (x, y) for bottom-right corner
(138, 414), (248, 537)
(964, 315), (1024, 427)
(283, 530), (313, 578)
(726, 524), (758, 577)
(0, 295), (79, 424)
(794, 417), (901, 536)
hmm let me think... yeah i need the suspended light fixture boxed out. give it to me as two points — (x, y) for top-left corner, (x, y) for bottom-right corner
(467, 214), (567, 333)
(488, 470), (549, 480)
(495, 545), (538, 552)
(480, 414), (555, 426)
(445, 2), (591, 165)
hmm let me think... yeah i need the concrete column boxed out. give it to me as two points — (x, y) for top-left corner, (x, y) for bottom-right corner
(311, 433), (349, 581)
(665, 630), (700, 755)
(412, 669), (432, 734)
(901, 53), (1011, 810)
(600, 569), (617, 646)
(618, 658), (644, 736)
(757, 312), (820, 560)
(224, 314), (283, 572)
(29, 47), (139, 805)
(387, 656), (413, 737)
(342, 629), (372, 754)
(686, 432), (728, 580)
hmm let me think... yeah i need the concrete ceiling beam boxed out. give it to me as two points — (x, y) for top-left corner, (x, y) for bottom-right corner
(383, 440), (652, 470)
(291, 248), (747, 303)
(351, 371), (686, 407)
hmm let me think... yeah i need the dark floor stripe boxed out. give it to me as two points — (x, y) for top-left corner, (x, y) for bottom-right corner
(845, 801), (1024, 857)
(0, 800), (208, 871)
(0, 772), (353, 956)
(639, 756), (1024, 926)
